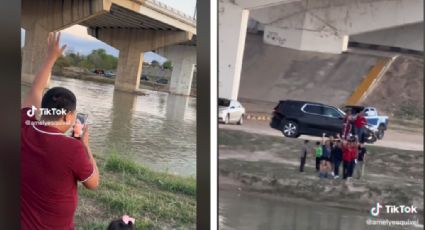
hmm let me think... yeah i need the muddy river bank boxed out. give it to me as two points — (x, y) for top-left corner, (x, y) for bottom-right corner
(219, 129), (423, 229)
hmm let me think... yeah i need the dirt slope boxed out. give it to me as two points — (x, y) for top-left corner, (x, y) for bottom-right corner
(239, 34), (378, 108)
(363, 55), (424, 120)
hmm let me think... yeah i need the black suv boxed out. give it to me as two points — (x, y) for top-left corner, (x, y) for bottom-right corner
(270, 100), (345, 138)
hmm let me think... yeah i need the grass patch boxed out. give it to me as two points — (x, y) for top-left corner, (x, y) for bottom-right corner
(104, 154), (196, 196)
(75, 154), (196, 230)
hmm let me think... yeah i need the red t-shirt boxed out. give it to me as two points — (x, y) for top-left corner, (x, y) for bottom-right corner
(342, 145), (357, 161)
(21, 108), (94, 230)
(354, 115), (367, 128)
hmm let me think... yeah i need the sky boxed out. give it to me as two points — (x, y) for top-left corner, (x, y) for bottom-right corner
(21, 0), (196, 64)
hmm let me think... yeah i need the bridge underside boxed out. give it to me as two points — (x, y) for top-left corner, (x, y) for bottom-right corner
(81, 4), (182, 31)
(250, 0), (423, 53)
(219, 0), (423, 100)
(22, 0), (197, 96)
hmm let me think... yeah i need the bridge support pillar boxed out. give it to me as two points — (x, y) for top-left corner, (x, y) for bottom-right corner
(115, 44), (145, 92)
(89, 28), (193, 93)
(21, 23), (50, 85)
(218, 0), (249, 100)
(159, 45), (196, 96)
(21, 0), (111, 84)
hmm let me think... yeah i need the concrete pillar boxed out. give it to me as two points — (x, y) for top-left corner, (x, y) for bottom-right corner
(21, 23), (50, 84)
(115, 45), (144, 92)
(21, 0), (111, 84)
(169, 60), (195, 96)
(158, 45), (196, 96)
(89, 28), (193, 93)
(218, 0), (250, 100)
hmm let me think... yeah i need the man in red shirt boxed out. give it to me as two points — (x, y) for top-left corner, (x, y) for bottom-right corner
(354, 111), (367, 143)
(21, 32), (100, 229)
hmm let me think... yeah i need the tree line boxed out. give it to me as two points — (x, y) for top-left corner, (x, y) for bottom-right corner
(54, 48), (172, 71)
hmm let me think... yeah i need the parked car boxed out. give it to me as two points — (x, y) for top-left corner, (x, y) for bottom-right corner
(141, 75), (149, 81)
(343, 105), (389, 139)
(156, 78), (168, 84)
(218, 98), (245, 125)
(104, 71), (116, 78)
(271, 100), (346, 138)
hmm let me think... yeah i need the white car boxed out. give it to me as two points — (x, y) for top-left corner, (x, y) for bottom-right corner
(218, 98), (245, 125)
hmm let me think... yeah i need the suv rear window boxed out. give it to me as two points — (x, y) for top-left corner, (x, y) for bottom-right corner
(303, 104), (323, 115)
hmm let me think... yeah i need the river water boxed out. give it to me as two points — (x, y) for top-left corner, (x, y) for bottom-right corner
(219, 189), (422, 230)
(21, 76), (196, 177)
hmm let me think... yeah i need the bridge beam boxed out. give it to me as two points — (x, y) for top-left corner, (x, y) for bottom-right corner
(218, 0), (249, 100)
(21, 0), (111, 84)
(157, 45), (196, 96)
(89, 28), (193, 92)
(250, 0), (423, 53)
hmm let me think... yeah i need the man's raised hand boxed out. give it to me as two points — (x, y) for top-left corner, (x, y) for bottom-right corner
(47, 32), (67, 61)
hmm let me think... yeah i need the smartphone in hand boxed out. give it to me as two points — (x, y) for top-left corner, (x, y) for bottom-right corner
(72, 113), (88, 139)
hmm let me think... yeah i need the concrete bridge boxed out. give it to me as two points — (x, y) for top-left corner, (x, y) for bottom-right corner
(219, 0), (423, 100)
(22, 0), (196, 96)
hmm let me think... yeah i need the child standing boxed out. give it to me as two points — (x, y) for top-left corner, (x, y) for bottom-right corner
(342, 137), (358, 180)
(320, 133), (333, 178)
(331, 140), (343, 179)
(314, 141), (323, 172)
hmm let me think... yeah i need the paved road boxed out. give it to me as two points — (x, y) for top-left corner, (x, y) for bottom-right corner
(219, 120), (423, 151)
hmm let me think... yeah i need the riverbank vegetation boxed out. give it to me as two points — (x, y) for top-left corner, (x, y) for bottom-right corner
(75, 154), (196, 230)
(55, 49), (118, 71)
(53, 49), (172, 73)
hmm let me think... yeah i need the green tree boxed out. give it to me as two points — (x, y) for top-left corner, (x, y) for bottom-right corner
(53, 48), (118, 71)
(162, 60), (173, 70)
(87, 49), (117, 70)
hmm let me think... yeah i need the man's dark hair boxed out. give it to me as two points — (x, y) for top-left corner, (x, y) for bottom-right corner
(107, 220), (135, 230)
(304, 140), (309, 144)
(41, 87), (76, 121)
(316, 141), (320, 145)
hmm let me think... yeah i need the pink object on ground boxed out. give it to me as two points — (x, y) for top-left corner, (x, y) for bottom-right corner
(122, 215), (135, 225)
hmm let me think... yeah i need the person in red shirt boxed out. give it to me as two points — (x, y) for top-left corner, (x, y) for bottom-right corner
(341, 137), (358, 180)
(341, 109), (353, 140)
(354, 111), (368, 143)
(21, 32), (100, 230)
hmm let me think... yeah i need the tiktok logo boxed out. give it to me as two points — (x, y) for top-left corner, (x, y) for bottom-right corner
(26, 106), (67, 117)
(370, 203), (383, 216)
(27, 105), (36, 117)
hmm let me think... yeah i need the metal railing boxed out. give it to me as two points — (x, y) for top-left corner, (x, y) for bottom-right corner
(146, 0), (196, 25)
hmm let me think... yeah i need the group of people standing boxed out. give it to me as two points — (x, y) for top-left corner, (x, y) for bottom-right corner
(299, 134), (367, 180)
(299, 108), (369, 180)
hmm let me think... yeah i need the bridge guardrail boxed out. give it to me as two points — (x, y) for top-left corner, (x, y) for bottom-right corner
(146, 0), (196, 25)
